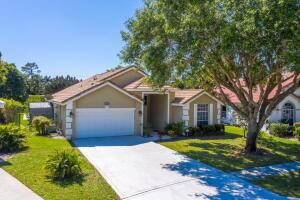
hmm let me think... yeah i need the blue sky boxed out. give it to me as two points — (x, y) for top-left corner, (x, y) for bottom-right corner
(0, 0), (142, 79)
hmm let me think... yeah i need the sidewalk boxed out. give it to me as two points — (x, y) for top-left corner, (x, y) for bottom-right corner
(231, 161), (300, 180)
(0, 168), (42, 200)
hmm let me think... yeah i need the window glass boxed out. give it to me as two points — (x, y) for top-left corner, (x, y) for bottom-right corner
(197, 104), (208, 125)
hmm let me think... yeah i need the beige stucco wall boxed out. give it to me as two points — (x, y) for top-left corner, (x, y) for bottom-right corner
(150, 94), (168, 130)
(111, 69), (144, 88)
(188, 93), (218, 127)
(54, 104), (66, 134)
(73, 85), (142, 137)
(76, 85), (137, 108)
(171, 106), (183, 123)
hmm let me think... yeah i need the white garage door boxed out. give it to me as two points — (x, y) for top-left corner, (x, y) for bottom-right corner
(75, 108), (135, 138)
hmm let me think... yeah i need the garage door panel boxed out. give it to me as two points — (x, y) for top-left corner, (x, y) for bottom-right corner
(76, 108), (135, 138)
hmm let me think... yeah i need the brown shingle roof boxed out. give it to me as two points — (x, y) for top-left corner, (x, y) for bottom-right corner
(173, 89), (204, 104)
(49, 67), (132, 103)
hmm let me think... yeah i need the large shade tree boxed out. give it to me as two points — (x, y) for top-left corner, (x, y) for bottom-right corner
(121, 0), (300, 153)
(0, 63), (27, 101)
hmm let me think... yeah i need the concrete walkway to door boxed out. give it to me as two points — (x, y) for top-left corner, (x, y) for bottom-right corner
(74, 136), (288, 200)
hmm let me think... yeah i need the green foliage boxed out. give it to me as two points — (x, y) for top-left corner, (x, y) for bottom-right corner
(188, 124), (225, 137)
(32, 116), (52, 135)
(214, 124), (225, 132)
(293, 127), (300, 140)
(0, 124), (26, 152)
(120, 0), (300, 151)
(293, 122), (300, 127)
(0, 98), (24, 123)
(0, 56), (8, 85)
(121, 0), (300, 87)
(201, 125), (216, 133)
(269, 123), (290, 137)
(25, 95), (45, 104)
(43, 75), (80, 94)
(21, 62), (43, 95)
(45, 149), (82, 180)
(165, 122), (184, 136)
(0, 63), (27, 101)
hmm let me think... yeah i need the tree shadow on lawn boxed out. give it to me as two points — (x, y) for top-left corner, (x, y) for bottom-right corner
(161, 154), (284, 199)
(185, 142), (288, 172)
(0, 159), (12, 167)
(253, 171), (300, 198)
(258, 137), (300, 160)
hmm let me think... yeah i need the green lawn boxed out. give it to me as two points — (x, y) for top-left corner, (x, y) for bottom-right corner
(160, 126), (300, 172)
(0, 135), (119, 200)
(253, 171), (300, 198)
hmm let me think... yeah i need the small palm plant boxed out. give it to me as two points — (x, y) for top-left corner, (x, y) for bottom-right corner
(45, 149), (82, 180)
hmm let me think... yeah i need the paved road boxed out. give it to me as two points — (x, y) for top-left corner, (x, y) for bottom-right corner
(74, 136), (287, 200)
(0, 168), (42, 200)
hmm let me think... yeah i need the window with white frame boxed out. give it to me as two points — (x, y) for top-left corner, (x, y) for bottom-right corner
(197, 104), (209, 125)
(221, 105), (227, 119)
(282, 102), (294, 123)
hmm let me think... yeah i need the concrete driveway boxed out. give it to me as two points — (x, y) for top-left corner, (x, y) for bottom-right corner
(74, 136), (287, 200)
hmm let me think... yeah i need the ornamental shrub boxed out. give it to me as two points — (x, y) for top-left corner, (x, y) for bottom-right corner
(269, 123), (289, 137)
(32, 116), (52, 135)
(294, 122), (300, 127)
(45, 149), (82, 180)
(293, 127), (300, 140)
(214, 124), (225, 132)
(0, 124), (26, 152)
(165, 122), (184, 136)
(201, 125), (216, 133)
(0, 98), (24, 123)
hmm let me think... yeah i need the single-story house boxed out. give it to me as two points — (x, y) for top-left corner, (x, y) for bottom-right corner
(48, 66), (224, 139)
(48, 66), (300, 139)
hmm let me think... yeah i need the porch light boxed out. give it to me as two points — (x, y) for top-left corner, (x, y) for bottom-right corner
(69, 111), (73, 117)
(138, 110), (143, 116)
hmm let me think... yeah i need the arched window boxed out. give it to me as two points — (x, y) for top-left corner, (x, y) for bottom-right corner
(282, 102), (295, 124)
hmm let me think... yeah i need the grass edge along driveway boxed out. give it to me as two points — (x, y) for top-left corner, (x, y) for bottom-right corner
(160, 126), (300, 172)
(253, 171), (300, 198)
(0, 135), (119, 200)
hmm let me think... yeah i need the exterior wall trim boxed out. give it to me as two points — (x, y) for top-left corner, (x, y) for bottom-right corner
(186, 91), (223, 105)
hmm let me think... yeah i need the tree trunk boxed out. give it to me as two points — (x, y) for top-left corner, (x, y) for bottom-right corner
(245, 119), (259, 153)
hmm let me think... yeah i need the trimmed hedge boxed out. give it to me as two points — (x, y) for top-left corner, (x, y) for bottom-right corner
(165, 122), (184, 136)
(269, 123), (291, 137)
(293, 127), (300, 140)
(188, 124), (225, 137)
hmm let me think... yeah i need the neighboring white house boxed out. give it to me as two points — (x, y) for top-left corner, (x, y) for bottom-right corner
(221, 92), (300, 125)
